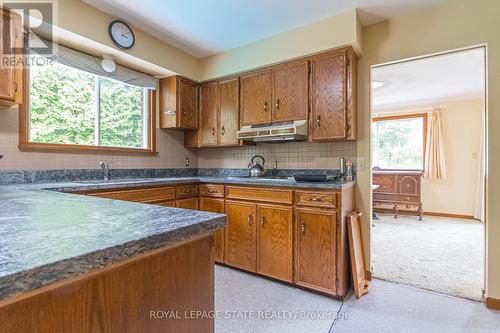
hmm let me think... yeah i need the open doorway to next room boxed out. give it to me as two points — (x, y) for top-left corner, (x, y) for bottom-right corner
(370, 47), (486, 301)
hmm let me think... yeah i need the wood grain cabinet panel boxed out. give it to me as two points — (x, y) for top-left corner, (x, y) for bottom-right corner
(88, 186), (176, 203)
(272, 62), (309, 122)
(225, 186), (293, 205)
(200, 184), (225, 198)
(176, 197), (199, 210)
(176, 184), (199, 198)
(296, 191), (337, 208)
(0, 9), (23, 104)
(200, 197), (226, 263)
(218, 78), (240, 146)
(256, 204), (293, 282)
(159, 76), (198, 129)
(240, 71), (272, 126)
(310, 50), (348, 141)
(295, 208), (337, 295)
(199, 81), (219, 147)
(225, 201), (256, 272)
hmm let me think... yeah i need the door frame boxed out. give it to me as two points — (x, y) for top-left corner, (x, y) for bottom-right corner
(368, 44), (488, 298)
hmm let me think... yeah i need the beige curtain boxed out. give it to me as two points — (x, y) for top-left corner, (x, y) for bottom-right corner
(424, 109), (447, 179)
(474, 108), (485, 221)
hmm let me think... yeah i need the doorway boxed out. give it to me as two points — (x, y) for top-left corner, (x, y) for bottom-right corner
(369, 46), (487, 301)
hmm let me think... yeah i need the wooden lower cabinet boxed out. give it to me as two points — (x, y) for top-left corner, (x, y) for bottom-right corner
(225, 201), (256, 272)
(176, 197), (199, 210)
(295, 208), (337, 295)
(200, 197), (225, 263)
(256, 204), (293, 282)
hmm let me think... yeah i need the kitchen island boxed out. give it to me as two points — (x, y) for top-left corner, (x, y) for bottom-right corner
(0, 183), (226, 332)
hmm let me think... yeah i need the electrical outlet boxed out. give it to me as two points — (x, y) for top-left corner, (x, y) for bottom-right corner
(273, 161), (278, 169)
(185, 157), (190, 167)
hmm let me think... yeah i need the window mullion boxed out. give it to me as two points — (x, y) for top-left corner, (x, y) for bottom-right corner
(94, 76), (101, 146)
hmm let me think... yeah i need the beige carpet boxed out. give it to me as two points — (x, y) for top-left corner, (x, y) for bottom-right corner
(372, 213), (484, 301)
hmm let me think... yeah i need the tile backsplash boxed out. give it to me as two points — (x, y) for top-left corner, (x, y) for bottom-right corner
(197, 141), (357, 170)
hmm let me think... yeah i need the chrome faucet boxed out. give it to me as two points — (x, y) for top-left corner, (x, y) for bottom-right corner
(99, 162), (111, 181)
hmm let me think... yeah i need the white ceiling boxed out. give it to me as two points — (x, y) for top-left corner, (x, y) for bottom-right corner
(372, 48), (486, 111)
(83, 0), (449, 58)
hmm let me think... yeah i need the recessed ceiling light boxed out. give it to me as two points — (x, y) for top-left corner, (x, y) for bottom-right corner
(372, 81), (384, 89)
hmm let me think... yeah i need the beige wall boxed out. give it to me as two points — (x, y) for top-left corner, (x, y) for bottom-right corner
(357, 0), (499, 299)
(374, 98), (484, 217)
(197, 141), (357, 170)
(200, 9), (360, 80)
(0, 104), (198, 170)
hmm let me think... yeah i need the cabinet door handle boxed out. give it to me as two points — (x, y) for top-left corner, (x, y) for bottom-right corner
(261, 216), (265, 227)
(301, 222), (306, 234)
(14, 81), (18, 92)
(316, 115), (321, 127)
(275, 99), (280, 110)
(208, 189), (216, 193)
(248, 214), (253, 226)
(264, 101), (268, 111)
(309, 197), (322, 202)
(211, 127), (216, 136)
(221, 126), (225, 136)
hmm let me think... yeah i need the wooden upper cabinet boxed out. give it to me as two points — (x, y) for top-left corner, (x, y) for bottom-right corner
(218, 78), (240, 146)
(272, 61), (309, 122)
(199, 81), (219, 147)
(159, 76), (198, 130)
(0, 8), (23, 105)
(256, 204), (293, 282)
(310, 50), (347, 141)
(240, 71), (272, 126)
(295, 208), (337, 295)
(309, 47), (357, 141)
(225, 200), (257, 272)
(200, 197), (225, 263)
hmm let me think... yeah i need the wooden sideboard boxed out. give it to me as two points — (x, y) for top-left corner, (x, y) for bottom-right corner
(372, 170), (423, 221)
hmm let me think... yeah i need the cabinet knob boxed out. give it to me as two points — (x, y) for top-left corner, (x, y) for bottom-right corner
(221, 126), (225, 136)
(208, 189), (216, 193)
(248, 214), (253, 225)
(275, 99), (280, 110)
(14, 81), (18, 92)
(309, 197), (322, 202)
(264, 101), (268, 111)
(211, 127), (216, 136)
(301, 222), (306, 234)
(316, 115), (321, 127)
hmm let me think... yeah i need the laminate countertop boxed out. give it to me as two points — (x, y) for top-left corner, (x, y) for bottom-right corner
(0, 176), (354, 301)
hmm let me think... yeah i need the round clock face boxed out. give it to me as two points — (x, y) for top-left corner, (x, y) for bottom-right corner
(109, 20), (135, 49)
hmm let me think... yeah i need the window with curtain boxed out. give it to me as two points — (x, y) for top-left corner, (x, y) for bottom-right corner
(23, 37), (158, 152)
(372, 114), (427, 170)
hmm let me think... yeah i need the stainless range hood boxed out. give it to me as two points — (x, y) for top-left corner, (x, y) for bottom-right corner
(237, 120), (308, 143)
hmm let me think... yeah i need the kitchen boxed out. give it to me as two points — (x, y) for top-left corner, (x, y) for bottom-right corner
(1, 1), (500, 332)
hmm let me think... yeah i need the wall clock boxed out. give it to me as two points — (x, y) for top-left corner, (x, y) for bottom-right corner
(109, 20), (135, 49)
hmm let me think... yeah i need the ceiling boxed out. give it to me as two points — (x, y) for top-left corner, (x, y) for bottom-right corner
(372, 48), (485, 112)
(83, 0), (449, 58)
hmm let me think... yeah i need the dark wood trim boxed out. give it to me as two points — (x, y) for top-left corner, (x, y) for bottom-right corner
(486, 297), (500, 311)
(373, 207), (477, 220)
(19, 66), (158, 155)
(365, 270), (372, 281)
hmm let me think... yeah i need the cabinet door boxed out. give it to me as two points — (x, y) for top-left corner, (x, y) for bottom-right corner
(0, 10), (22, 103)
(272, 62), (308, 122)
(218, 78), (239, 146)
(178, 78), (198, 129)
(256, 204), (293, 282)
(240, 71), (272, 126)
(295, 208), (337, 295)
(225, 201), (256, 272)
(199, 81), (219, 146)
(200, 197), (225, 263)
(176, 198), (199, 210)
(310, 51), (347, 141)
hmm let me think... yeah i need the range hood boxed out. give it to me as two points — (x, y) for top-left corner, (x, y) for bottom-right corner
(237, 120), (308, 142)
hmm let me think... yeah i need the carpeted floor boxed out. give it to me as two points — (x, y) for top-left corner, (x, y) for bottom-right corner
(372, 213), (485, 301)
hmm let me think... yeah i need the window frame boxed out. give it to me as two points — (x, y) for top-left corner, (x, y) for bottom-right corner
(19, 66), (157, 155)
(371, 113), (428, 171)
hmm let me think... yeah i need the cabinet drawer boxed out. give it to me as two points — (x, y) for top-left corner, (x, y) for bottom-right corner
(373, 193), (420, 203)
(89, 186), (175, 203)
(225, 186), (293, 205)
(200, 184), (225, 197)
(296, 191), (337, 208)
(176, 184), (199, 198)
